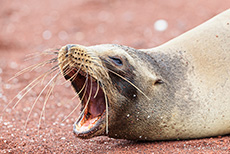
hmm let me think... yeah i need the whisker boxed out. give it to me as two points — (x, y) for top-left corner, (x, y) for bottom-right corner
(61, 64), (83, 85)
(108, 69), (150, 100)
(62, 67), (88, 124)
(8, 57), (58, 82)
(26, 48), (59, 56)
(59, 61), (75, 77)
(24, 71), (61, 132)
(91, 61), (150, 100)
(87, 68), (100, 98)
(24, 52), (58, 62)
(79, 74), (92, 121)
(12, 78), (42, 109)
(62, 100), (81, 122)
(94, 79), (100, 98)
(79, 74), (89, 103)
(40, 63), (60, 85)
(5, 71), (50, 111)
(38, 74), (59, 133)
(7, 64), (60, 111)
(75, 71), (91, 123)
(101, 83), (109, 134)
(71, 71), (88, 100)
(69, 72), (89, 122)
(25, 48), (59, 60)
(62, 79), (88, 122)
(61, 66), (73, 77)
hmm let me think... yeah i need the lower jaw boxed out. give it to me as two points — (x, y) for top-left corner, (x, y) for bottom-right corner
(75, 116), (99, 132)
(73, 116), (105, 139)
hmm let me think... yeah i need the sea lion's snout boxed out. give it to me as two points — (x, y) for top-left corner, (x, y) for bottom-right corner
(58, 44), (109, 139)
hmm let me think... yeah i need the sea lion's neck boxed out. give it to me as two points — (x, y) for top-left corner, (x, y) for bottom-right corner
(140, 9), (230, 87)
(146, 10), (230, 88)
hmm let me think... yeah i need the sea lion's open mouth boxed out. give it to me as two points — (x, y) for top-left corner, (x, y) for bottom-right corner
(67, 69), (107, 138)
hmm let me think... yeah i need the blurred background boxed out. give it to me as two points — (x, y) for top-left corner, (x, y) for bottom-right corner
(0, 0), (230, 153)
(1, 0), (230, 51)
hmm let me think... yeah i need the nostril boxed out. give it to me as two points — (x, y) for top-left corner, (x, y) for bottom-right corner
(65, 44), (76, 57)
(65, 44), (76, 52)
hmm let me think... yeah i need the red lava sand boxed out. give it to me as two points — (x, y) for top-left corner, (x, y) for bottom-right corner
(1, 0), (230, 153)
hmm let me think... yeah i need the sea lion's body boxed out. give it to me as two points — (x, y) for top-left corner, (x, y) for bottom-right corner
(58, 9), (230, 140)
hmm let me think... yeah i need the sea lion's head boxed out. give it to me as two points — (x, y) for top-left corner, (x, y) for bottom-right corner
(58, 44), (163, 140)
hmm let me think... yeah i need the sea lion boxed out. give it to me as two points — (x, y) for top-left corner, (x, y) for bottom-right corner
(57, 9), (230, 141)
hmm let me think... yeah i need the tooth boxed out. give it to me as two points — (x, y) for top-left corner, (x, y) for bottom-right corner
(75, 124), (80, 130)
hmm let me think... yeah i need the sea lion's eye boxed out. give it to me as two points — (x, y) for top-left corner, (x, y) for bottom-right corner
(155, 79), (164, 85)
(108, 56), (123, 66)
